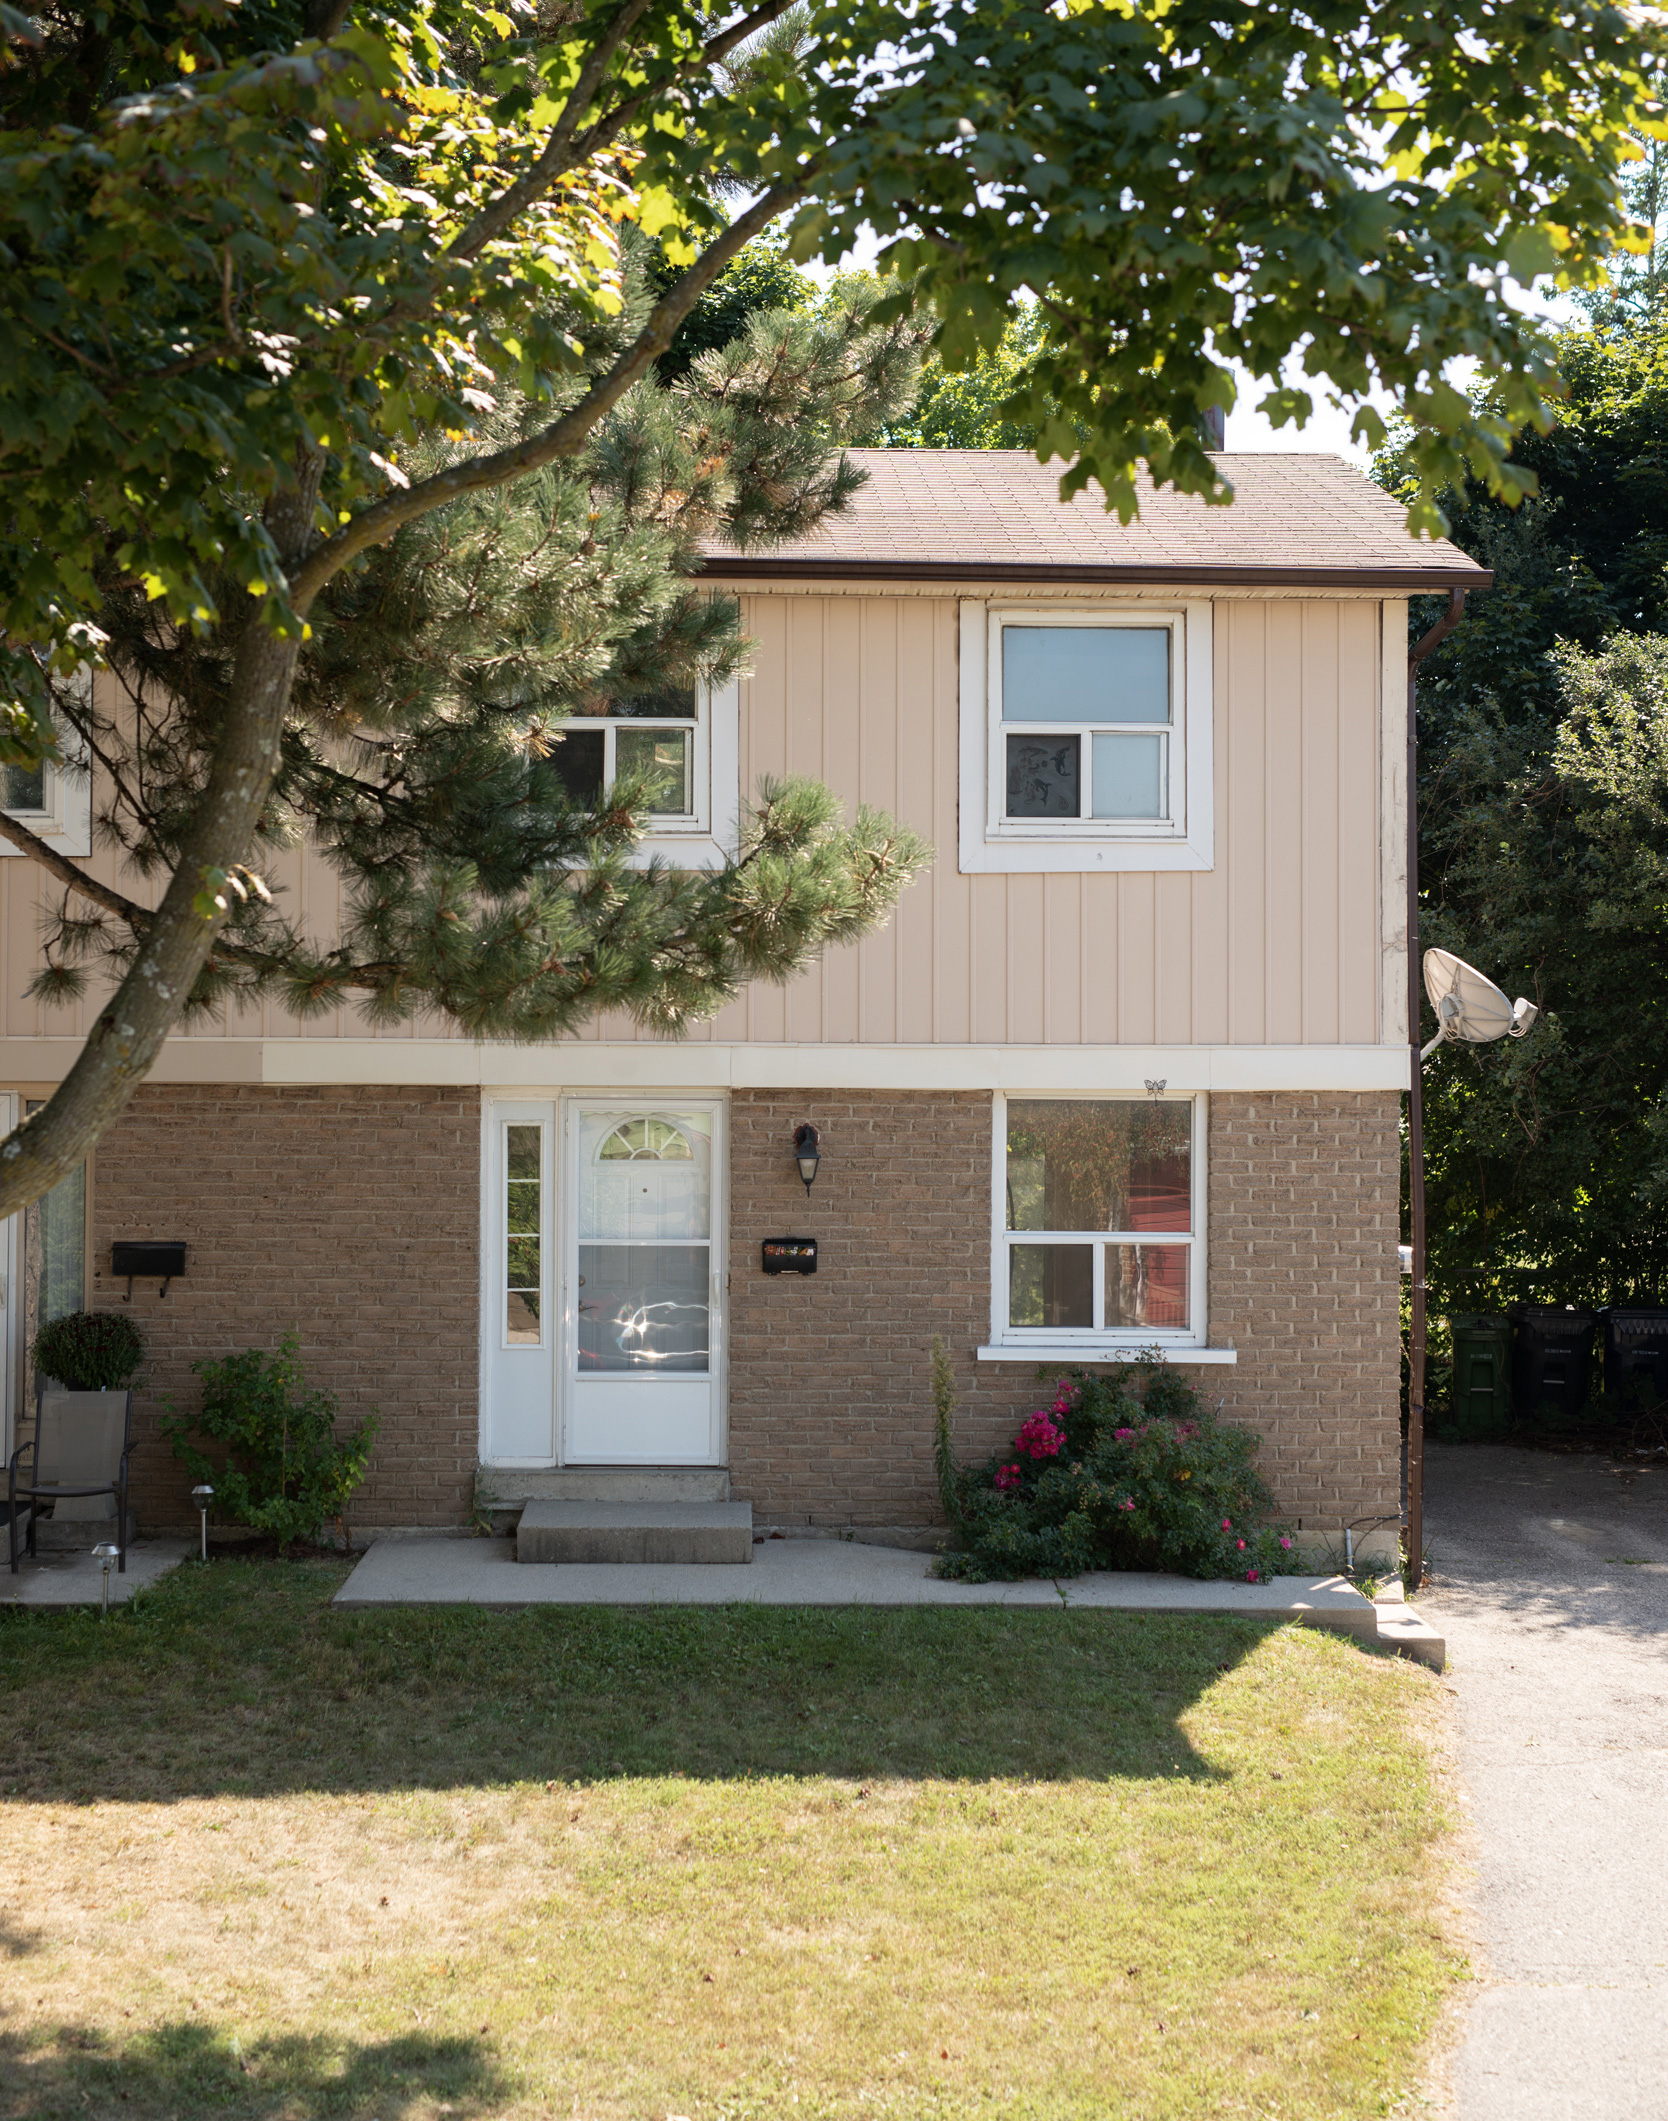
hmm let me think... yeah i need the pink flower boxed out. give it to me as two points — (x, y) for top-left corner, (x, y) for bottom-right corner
(1279, 1535), (1293, 1551)
(1120, 1497), (1136, 1512)
(1236, 1539), (1246, 1551)
(1114, 1427), (1135, 1442)
(1246, 1568), (1260, 1583)
(994, 1463), (1023, 1494)
(1015, 1412), (1065, 1460)
(1221, 1519), (1232, 1532)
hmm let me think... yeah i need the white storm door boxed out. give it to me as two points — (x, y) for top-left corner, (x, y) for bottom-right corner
(561, 1100), (724, 1466)
(482, 1102), (556, 1464)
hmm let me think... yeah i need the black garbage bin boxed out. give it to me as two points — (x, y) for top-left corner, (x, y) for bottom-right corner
(1603, 1308), (1668, 1411)
(1510, 1307), (1596, 1430)
(1446, 1314), (1514, 1439)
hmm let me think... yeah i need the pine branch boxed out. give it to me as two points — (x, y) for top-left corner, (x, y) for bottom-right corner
(0, 808), (150, 931)
(289, 184), (807, 612)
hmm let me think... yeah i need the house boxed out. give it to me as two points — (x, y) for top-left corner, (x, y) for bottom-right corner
(0, 452), (1488, 1566)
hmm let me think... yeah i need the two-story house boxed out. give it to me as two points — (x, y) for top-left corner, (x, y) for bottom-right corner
(0, 451), (1487, 1565)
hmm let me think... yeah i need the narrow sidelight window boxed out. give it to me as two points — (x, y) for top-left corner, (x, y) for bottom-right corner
(505, 1122), (543, 1345)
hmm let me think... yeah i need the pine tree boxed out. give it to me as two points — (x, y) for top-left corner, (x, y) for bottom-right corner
(38, 270), (932, 1038)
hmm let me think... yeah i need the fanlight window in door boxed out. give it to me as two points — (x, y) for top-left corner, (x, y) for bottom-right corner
(578, 1110), (712, 1373)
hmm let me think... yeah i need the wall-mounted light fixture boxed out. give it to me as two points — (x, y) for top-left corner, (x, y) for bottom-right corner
(792, 1123), (821, 1195)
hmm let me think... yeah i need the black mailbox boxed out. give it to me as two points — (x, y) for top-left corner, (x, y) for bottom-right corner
(762, 1238), (817, 1276)
(111, 1241), (186, 1298)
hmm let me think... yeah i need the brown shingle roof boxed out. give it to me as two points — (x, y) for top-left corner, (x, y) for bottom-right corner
(699, 449), (1489, 589)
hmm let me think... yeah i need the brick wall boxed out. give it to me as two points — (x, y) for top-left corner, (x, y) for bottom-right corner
(86, 1081), (1398, 1545)
(90, 1084), (480, 1532)
(726, 1088), (1402, 1541)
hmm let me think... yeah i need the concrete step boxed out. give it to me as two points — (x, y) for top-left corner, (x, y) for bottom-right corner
(479, 1465), (730, 1507)
(516, 1499), (753, 1566)
(1372, 1581), (1446, 1670)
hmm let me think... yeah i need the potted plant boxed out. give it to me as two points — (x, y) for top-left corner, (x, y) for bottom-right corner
(13, 1311), (146, 1561)
(35, 1310), (146, 1393)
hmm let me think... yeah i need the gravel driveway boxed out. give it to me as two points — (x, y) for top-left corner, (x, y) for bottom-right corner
(1421, 1443), (1668, 2120)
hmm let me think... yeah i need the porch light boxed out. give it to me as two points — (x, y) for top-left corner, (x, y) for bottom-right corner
(192, 1483), (214, 1563)
(93, 1542), (120, 1616)
(792, 1124), (821, 1195)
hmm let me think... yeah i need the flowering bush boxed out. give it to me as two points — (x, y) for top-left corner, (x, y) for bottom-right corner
(935, 1361), (1296, 1584)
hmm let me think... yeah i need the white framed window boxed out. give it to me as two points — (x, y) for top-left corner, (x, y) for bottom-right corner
(982, 1091), (1210, 1359)
(958, 602), (1214, 872)
(0, 753), (91, 859)
(549, 675), (740, 870)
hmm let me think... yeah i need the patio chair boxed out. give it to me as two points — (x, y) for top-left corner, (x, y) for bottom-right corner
(8, 1387), (132, 1574)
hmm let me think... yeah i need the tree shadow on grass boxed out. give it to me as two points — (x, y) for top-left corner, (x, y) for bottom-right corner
(0, 1558), (1296, 1802)
(1, 2021), (509, 2121)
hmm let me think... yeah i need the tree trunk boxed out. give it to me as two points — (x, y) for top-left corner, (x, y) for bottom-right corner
(0, 558), (307, 1220)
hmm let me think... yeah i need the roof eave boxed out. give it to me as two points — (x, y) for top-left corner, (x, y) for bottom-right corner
(698, 558), (1493, 590)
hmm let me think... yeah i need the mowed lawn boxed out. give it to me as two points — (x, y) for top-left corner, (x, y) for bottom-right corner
(0, 1559), (1458, 2121)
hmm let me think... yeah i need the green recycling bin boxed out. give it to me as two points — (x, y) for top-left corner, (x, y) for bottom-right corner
(1446, 1314), (1513, 1439)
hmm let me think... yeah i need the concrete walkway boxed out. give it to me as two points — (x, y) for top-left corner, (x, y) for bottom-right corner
(333, 1534), (1440, 1657)
(0, 1536), (187, 1606)
(1422, 1444), (1668, 2120)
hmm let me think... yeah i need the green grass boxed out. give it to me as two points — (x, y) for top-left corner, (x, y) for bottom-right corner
(0, 1558), (1459, 2121)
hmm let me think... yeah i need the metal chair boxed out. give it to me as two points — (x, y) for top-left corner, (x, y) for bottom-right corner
(8, 1387), (132, 1573)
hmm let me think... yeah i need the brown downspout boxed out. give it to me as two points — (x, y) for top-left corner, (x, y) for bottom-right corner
(1404, 589), (1467, 1591)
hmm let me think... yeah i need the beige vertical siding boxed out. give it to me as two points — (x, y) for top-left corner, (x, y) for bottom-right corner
(0, 592), (1385, 1046)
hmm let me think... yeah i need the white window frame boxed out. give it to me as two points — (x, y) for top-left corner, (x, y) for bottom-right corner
(615, 673), (740, 871)
(959, 601), (1214, 873)
(982, 1090), (1210, 1360)
(0, 729), (91, 861)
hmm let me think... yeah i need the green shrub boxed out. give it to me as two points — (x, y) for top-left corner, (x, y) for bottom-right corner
(34, 1309), (145, 1391)
(936, 1361), (1295, 1584)
(162, 1333), (378, 1552)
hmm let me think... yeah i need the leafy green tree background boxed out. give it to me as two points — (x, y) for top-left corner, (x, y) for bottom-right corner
(1380, 309), (1668, 1316)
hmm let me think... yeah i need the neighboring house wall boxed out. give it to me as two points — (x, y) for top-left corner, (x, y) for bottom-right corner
(726, 1087), (1400, 1541)
(88, 1084), (480, 1532)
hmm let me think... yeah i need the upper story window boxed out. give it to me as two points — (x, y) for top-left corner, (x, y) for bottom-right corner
(548, 676), (740, 869)
(0, 745), (92, 860)
(551, 683), (702, 823)
(1002, 623), (1173, 825)
(959, 602), (1214, 873)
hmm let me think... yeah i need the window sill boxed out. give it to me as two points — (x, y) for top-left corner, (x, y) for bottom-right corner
(976, 1343), (1238, 1365)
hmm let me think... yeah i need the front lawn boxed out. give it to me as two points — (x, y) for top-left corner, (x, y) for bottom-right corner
(0, 1559), (1457, 2120)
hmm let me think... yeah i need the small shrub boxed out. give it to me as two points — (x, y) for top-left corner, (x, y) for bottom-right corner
(34, 1309), (145, 1391)
(935, 1360), (1296, 1584)
(162, 1333), (378, 1552)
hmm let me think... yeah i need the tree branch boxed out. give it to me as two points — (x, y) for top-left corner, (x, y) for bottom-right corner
(0, 456), (328, 1217)
(289, 182), (806, 610)
(439, 0), (796, 273)
(0, 810), (151, 930)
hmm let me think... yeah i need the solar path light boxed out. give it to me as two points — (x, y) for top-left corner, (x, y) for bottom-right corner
(192, 1484), (214, 1562)
(93, 1542), (120, 1615)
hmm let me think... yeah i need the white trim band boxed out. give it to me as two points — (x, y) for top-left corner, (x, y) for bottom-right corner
(976, 1344), (1239, 1365)
(0, 1038), (1414, 1092)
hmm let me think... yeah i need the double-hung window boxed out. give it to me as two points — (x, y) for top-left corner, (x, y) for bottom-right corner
(987, 1094), (1206, 1354)
(0, 745), (91, 860)
(547, 675), (740, 868)
(959, 603), (1213, 872)
(551, 683), (702, 823)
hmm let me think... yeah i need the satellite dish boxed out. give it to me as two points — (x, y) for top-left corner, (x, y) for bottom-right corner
(1421, 948), (1538, 1062)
